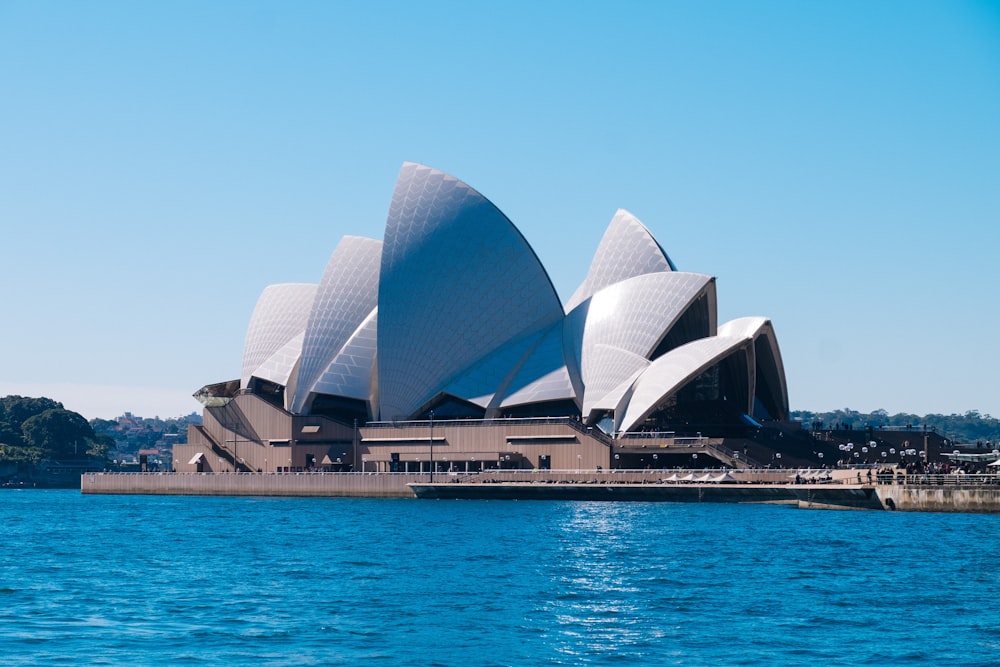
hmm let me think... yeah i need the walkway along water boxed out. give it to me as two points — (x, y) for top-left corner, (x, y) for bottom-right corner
(80, 469), (1000, 513)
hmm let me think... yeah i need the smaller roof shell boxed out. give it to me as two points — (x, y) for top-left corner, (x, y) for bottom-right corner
(616, 335), (752, 434)
(241, 283), (317, 389)
(718, 316), (789, 420)
(565, 209), (676, 312)
(577, 271), (716, 416)
(291, 235), (382, 413)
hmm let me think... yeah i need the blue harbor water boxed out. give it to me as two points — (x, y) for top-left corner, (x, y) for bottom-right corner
(3, 491), (1000, 666)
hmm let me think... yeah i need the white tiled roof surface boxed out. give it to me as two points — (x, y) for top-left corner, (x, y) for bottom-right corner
(565, 209), (676, 312)
(498, 321), (577, 409)
(443, 328), (544, 409)
(376, 162), (563, 419)
(251, 331), (306, 388)
(306, 309), (379, 404)
(718, 316), (789, 419)
(291, 236), (382, 412)
(617, 336), (750, 433)
(579, 272), (715, 415)
(241, 283), (317, 388)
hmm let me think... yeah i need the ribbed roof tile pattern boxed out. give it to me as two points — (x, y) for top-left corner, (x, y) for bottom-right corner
(579, 272), (715, 415)
(291, 236), (382, 413)
(497, 322), (577, 409)
(251, 331), (306, 388)
(241, 283), (317, 388)
(565, 209), (676, 312)
(306, 309), (379, 403)
(376, 162), (564, 419)
(442, 329), (543, 408)
(617, 335), (750, 433)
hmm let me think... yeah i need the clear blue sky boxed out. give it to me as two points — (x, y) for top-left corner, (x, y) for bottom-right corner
(1, 1), (998, 421)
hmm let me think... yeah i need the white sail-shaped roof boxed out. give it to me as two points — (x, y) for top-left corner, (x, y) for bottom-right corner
(497, 321), (577, 410)
(442, 328), (546, 409)
(586, 367), (647, 421)
(717, 317), (769, 340)
(250, 331), (306, 388)
(616, 336), (752, 433)
(718, 316), (789, 420)
(303, 309), (379, 405)
(565, 209), (676, 312)
(241, 283), (317, 388)
(291, 236), (382, 413)
(376, 162), (564, 420)
(578, 272), (716, 416)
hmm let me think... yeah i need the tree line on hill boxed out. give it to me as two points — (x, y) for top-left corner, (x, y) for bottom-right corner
(790, 408), (1000, 444)
(0, 395), (110, 464)
(0, 395), (202, 466)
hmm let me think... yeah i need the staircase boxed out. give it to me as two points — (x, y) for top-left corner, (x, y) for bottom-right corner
(192, 424), (253, 472)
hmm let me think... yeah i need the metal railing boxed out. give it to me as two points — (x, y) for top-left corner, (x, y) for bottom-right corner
(705, 440), (767, 469)
(620, 430), (677, 439)
(878, 473), (1000, 487)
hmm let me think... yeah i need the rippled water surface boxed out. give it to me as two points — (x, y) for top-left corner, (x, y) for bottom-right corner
(2, 490), (999, 665)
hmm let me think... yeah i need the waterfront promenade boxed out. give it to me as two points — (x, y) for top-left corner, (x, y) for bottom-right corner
(82, 467), (818, 497)
(80, 469), (1000, 512)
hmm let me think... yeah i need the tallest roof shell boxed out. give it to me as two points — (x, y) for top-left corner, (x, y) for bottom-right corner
(376, 163), (564, 420)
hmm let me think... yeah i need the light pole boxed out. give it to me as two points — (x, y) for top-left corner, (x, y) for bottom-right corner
(353, 418), (358, 473)
(225, 437), (240, 472)
(429, 410), (435, 482)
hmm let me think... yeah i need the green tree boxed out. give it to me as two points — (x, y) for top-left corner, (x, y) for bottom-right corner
(89, 418), (118, 433)
(88, 433), (116, 459)
(21, 409), (95, 460)
(0, 395), (63, 447)
(0, 442), (45, 464)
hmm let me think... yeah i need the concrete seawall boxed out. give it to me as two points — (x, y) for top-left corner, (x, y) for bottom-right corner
(80, 469), (814, 499)
(81, 471), (877, 508)
(876, 484), (1000, 513)
(80, 472), (1000, 513)
(81, 472), (422, 498)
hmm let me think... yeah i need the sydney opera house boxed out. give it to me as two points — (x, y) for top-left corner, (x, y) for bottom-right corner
(176, 163), (789, 474)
